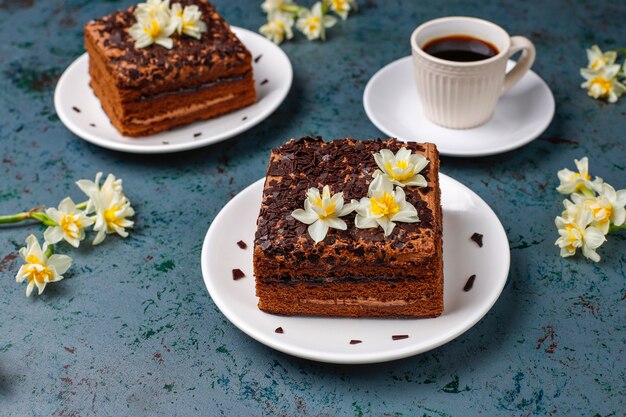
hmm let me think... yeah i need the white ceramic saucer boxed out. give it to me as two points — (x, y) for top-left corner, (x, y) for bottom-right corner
(200, 175), (510, 364)
(54, 27), (292, 154)
(363, 56), (555, 157)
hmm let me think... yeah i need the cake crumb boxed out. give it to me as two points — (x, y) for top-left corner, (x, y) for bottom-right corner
(72, 106), (81, 113)
(349, 339), (362, 345)
(275, 327), (284, 334)
(471, 233), (483, 247)
(232, 269), (245, 280)
(236, 240), (247, 249)
(260, 79), (269, 85)
(193, 132), (201, 137)
(392, 335), (409, 340)
(463, 274), (476, 292)
(254, 54), (263, 63)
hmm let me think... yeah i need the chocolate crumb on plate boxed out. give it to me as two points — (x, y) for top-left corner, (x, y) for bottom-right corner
(275, 327), (284, 334)
(392, 335), (409, 341)
(471, 232), (483, 247)
(349, 339), (362, 345)
(162, 141), (169, 145)
(463, 274), (476, 292)
(260, 79), (269, 85)
(72, 106), (81, 113)
(232, 268), (245, 280)
(242, 116), (248, 121)
(254, 54), (263, 63)
(89, 123), (96, 127)
(236, 240), (247, 249)
(193, 132), (202, 138)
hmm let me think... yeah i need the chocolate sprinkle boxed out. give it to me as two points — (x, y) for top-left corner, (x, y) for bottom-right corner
(274, 327), (284, 334)
(463, 274), (476, 292)
(471, 233), (483, 247)
(193, 132), (201, 137)
(72, 106), (81, 113)
(232, 268), (245, 280)
(349, 339), (362, 345)
(260, 79), (269, 85)
(236, 240), (247, 249)
(254, 54), (263, 63)
(392, 335), (409, 340)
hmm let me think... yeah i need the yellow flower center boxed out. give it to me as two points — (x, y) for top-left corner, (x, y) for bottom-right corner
(24, 255), (52, 284)
(312, 198), (336, 219)
(590, 77), (611, 95)
(385, 160), (413, 181)
(60, 213), (81, 239)
(331, 0), (349, 11)
(104, 205), (124, 227)
(306, 16), (320, 32)
(144, 19), (162, 38)
(571, 172), (591, 191)
(370, 192), (399, 216)
(591, 57), (606, 70)
(563, 224), (582, 252)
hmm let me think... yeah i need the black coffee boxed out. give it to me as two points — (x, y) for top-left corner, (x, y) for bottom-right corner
(423, 35), (498, 62)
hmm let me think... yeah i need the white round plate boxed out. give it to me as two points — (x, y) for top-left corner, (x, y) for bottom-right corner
(363, 56), (555, 157)
(201, 174), (510, 364)
(54, 27), (292, 154)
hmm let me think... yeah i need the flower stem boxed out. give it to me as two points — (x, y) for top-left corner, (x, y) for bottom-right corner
(76, 201), (88, 210)
(0, 200), (87, 225)
(609, 223), (626, 233)
(0, 211), (33, 224)
(44, 244), (54, 258)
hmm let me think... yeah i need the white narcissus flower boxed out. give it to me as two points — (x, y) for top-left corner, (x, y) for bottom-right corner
(15, 235), (72, 297)
(556, 157), (602, 195)
(580, 64), (626, 103)
(372, 147), (429, 187)
(555, 204), (605, 262)
(296, 2), (337, 41)
(291, 185), (357, 243)
(76, 173), (135, 245)
(260, 11), (294, 45)
(261, 0), (293, 14)
(585, 45), (617, 70)
(129, 12), (177, 49)
(355, 175), (419, 236)
(135, 0), (171, 19)
(571, 183), (626, 234)
(44, 197), (94, 248)
(328, 0), (358, 20)
(170, 3), (207, 39)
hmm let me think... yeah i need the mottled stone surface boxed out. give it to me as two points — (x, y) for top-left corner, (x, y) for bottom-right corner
(0, 0), (624, 415)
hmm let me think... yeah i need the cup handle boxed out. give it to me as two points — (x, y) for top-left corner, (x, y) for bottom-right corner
(501, 36), (536, 96)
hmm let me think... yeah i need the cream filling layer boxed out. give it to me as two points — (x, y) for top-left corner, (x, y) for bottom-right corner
(130, 94), (235, 125)
(299, 298), (414, 306)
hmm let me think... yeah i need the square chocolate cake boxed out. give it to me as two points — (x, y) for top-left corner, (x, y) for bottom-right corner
(84, 0), (256, 137)
(253, 137), (444, 318)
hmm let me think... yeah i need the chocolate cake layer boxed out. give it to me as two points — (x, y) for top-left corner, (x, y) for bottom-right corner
(84, 0), (256, 137)
(253, 137), (444, 318)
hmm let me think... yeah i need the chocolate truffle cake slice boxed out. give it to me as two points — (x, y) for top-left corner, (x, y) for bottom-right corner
(253, 137), (444, 318)
(84, 0), (256, 137)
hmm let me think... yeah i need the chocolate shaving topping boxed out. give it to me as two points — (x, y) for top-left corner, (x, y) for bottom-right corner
(242, 116), (248, 121)
(260, 79), (269, 85)
(162, 141), (169, 145)
(349, 339), (362, 345)
(463, 274), (476, 292)
(392, 335), (409, 340)
(232, 268), (245, 280)
(274, 327), (284, 334)
(236, 240), (247, 249)
(254, 54), (262, 63)
(88, 0), (251, 90)
(254, 137), (437, 268)
(89, 123), (96, 127)
(72, 106), (81, 113)
(471, 233), (483, 247)
(193, 132), (202, 137)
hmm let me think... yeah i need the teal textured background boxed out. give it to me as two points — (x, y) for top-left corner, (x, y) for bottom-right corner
(0, 0), (624, 415)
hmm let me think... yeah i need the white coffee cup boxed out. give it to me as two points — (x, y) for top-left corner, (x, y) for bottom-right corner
(411, 16), (536, 129)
